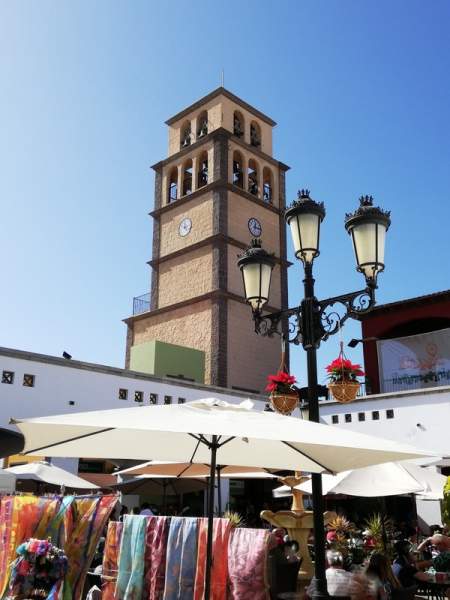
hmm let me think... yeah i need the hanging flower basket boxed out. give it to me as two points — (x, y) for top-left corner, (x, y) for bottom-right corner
(266, 371), (299, 415)
(270, 390), (299, 415)
(328, 380), (360, 403)
(326, 355), (364, 404)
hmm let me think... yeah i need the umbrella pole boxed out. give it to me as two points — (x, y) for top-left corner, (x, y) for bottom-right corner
(163, 481), (167, 514)
(217, 466), (222, 517)
(205, 435), (218, 600)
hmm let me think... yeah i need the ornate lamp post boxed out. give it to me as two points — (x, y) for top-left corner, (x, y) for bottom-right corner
(238, 190), (391, 599)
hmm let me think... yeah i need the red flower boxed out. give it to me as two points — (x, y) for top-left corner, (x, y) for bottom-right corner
(325, 356), (365, 381)
(265, 371), (297, 392)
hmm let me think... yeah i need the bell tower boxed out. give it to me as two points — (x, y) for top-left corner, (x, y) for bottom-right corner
(125, 88), (289, 393)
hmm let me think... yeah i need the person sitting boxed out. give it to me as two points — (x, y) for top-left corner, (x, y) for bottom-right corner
(307, 550), (363, 598)
(364, 552), (400, 600)
(392, 540), (430, 588)
(417, 533), (450, 570)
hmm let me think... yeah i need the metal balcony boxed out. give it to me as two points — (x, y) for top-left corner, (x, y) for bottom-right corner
(133, 293), (150, 315)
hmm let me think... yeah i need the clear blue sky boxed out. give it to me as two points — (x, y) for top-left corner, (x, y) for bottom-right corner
(1, 1), (449, 386)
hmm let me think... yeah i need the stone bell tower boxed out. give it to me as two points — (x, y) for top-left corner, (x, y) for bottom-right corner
(124, 88), (289, 393)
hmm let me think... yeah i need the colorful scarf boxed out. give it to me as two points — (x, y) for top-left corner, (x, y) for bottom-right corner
(143, 516), (170, 600)
(163, 517), (198, 600)
(227, 528), (270, 600)
(63, 495), (118, 600)
(116, 515), (147, 600)
(194, 517), (231, 600)
(102, 521), (123, 600)
(0, 495), (51, 597)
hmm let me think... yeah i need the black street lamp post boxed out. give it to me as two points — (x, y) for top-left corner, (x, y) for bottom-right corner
(238, 190), (391, 599)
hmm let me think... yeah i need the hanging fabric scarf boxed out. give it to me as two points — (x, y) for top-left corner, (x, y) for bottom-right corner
(102, 521), (123, 600)
(227, 528), (270, 600)
(143, 516), (170, 600)
(116, 515), (147, 600)
(193, 517), (232, 600)
(63, 495), (118, 600)
(163, 517), (198, 600)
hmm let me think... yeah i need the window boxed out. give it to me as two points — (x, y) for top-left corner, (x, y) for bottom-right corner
(168, 167), (178, 203)
(118, 388), (128, 400)
(345, 414), (352, 423)
(332, 415), (339, 424)
(178, 397), (186, 404)
(164, 395), (172, 405)
(182, 159), (193, 196)
(134, 391), (143, 403)
(386, 409), (394, 419)
(250, 121), (261, 147)
(358, 412), (366, 422)
(233, 111), (244, 138)
(232, 151), (244, 188)
(197, 151), (208, 188)
(248, 159), (258, 196)
(372, 411), (380, 420)
(2, 371), (14, 384)
(23, 374), (35, 387)
(149, 393), (158, 405)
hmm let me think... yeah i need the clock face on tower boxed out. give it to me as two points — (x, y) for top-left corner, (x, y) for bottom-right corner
(248, 217), (262, 237)
(178, 217), (192, 237)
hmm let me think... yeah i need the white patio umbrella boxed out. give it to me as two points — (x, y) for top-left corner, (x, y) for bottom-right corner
(6, 460), (98, 490)
(116, 461), (279, 515)
(12, 398), (434, 600)
(273, 461), (446, 498)
(0, 468), (16, 493)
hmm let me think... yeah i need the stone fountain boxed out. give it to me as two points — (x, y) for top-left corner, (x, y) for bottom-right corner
(261, 473), (336, 580)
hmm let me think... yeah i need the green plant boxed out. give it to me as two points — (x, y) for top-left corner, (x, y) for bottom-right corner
(328, 515), (355, 556)
(223, 510), (245, 528)
(364, 513), (394, 556)
(442, 476), (450, 527)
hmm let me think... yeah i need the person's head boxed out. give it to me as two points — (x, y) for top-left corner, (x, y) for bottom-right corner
(327, 550), (344, 569)
(394, 540), (412, 562)
(430, 525), (443, 534)
(141, 502), (150, 510)
(366, 553), (398, 587)
(132, 506), (140, 515)
(120, 506), (128, 515)
(430, 534), (450, 553)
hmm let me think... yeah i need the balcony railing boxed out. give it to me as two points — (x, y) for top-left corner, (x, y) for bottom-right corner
(133, 293), (150, 315)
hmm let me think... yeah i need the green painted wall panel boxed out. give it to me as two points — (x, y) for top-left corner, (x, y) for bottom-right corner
(129, 340), (205, 383)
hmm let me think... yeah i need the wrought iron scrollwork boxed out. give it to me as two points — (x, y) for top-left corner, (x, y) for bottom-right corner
(253, 287), (375, 349)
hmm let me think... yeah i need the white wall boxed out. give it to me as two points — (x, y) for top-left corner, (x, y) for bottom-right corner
(0, 348), (266, 435)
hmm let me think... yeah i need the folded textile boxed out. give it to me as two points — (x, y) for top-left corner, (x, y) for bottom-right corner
(163, 517), (198, 600)
(227, 528), (270, 600)
(116, 515), (148, 600)
(194, 518), (231, 600)
(143, 516), (170, 600)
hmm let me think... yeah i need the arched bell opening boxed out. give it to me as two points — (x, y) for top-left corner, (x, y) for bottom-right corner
(233, 111), (244, 138)
(180, 121), (192, 149)
(233, 151), (244, 188)
(182, 159), (193, 196)
(248, 159), (259, 196)
(263, 167), (273, 203)
(197, 111), (208, 138)
(168, 167), (178, 203)
(250, 121), (261, 148)
(197, 151), (208, 189)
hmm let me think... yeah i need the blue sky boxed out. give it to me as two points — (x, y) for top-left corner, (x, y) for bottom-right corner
(1, 1), (449, 385)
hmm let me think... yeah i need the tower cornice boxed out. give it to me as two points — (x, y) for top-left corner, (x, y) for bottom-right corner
(165, 87), (277, 127)
(149, 180), (283, 219)
(123, 289), (283, 325)
(150, 127), (290, 172)
(146, 233), (292, 268)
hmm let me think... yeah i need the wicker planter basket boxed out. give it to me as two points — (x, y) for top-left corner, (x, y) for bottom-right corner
(328, 380), (360, 403)
(270, 391), (299, 415)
